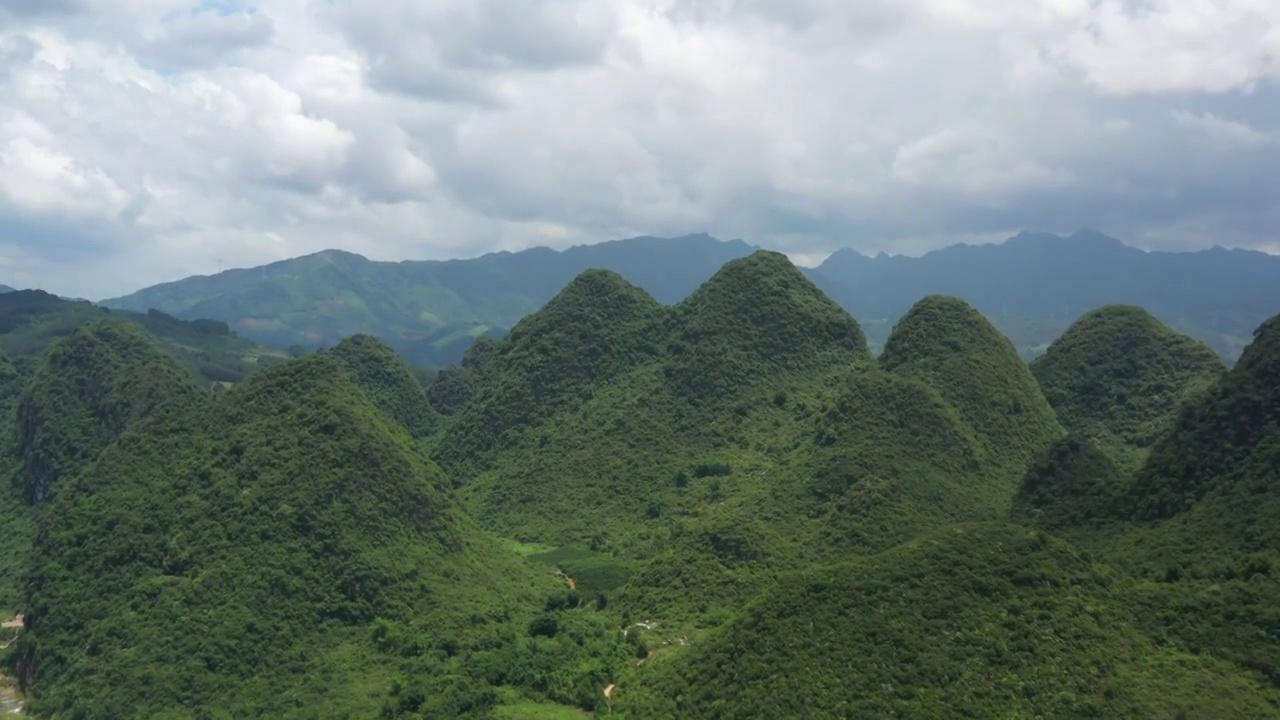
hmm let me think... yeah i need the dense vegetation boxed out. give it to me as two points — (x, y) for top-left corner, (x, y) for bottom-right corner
(4, 250), (1278, 718)
(8, 332), (632, 718)
(617, 524), (1276, 719)
(102, 231), (1280, 365)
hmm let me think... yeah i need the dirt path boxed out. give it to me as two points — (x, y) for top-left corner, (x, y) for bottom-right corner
(552, 568), (577, 591)
(1, 615), (24, 715)
(0, 679), (20, 715)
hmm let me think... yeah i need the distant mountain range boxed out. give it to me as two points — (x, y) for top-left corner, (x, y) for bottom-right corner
(101, 230), (1280, 364)
(0, 285), (14, 294)
(809, 229), (1280, 361)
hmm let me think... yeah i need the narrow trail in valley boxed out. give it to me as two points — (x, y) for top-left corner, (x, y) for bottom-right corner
(0, 614), (23, 715)
(552, 567), (577, 591)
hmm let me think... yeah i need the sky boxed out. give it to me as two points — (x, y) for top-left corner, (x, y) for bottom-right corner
(1, 0), (1279, 299)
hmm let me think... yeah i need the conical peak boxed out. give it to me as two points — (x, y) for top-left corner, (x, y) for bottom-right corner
(1032, 304), (1224, 463)
(559, 267), (653, 300)
(678, 250), (867, 345)
(692, 250), (804, 290)
(1037, 304), (1223, 376)
(1238, 312), (1280, 375)
(47, 319), (153, 362)
(880, 295), (1005, 368)
(1056, 305), (1176, 339)
(666, 251), (870, 399)
(17, 319), (201, 504)
(330, 333), (394, 358)
(1129, 310), (1280, 520)
(509, 268), (662, 341)
(328, 334), (437, 438)
(1012, 435), (1124, 532)
(880, 295), (1062, 471)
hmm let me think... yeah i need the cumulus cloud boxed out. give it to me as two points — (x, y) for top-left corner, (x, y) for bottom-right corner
(0, 0), (1277, 298)
(0, 113), (130, 219)
(1059, 0), (1280, 94)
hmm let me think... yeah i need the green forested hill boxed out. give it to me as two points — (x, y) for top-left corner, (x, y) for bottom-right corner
(0, 289), (289, 384)
(0, 348), (32, 611)
(437, 253), (1073, 632)
(1012, 310), (1280, 707)
(4, 252), (1278, 719)
(438, 252), (875, 557)
(15, 321), (207, 504)
(329, 334), (441, 439)
(10, 336), (631, 718)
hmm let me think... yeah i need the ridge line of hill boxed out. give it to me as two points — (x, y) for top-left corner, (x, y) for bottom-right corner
(94, 229), (1280, 367)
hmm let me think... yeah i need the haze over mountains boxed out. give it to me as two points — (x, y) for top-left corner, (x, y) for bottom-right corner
(3, 247), (1279, 717)
(98, 230), (1280, 367)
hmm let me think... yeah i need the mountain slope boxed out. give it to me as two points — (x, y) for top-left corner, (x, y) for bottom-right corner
(0, 348), (32, 611)
(617, 523), (1276, 719)
(1031, 305), (1224, 472)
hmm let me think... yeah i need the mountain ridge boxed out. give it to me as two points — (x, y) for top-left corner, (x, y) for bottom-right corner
(101, 230), (1280, 366)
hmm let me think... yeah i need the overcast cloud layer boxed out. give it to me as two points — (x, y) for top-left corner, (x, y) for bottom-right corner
(1, 0), (1279, 298)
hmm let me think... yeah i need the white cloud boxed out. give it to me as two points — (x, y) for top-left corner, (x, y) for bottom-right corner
(0, 0), (1277, 298)
(0, 113), (129, 220)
